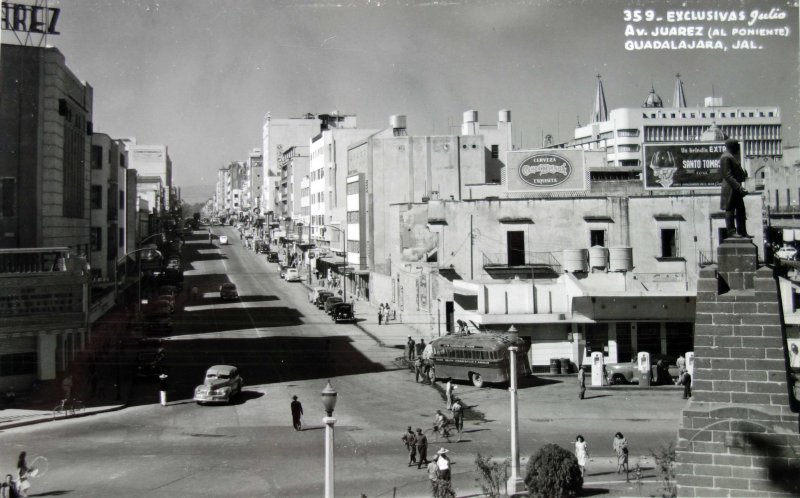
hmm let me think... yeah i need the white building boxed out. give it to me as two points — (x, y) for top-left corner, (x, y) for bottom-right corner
(128, 144), (173, 207)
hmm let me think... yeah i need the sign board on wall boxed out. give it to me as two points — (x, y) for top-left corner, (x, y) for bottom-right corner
(506, 150), (589, 193)
(643, 142), (732, 190)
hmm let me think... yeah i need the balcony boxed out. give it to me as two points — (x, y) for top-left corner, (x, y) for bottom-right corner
(482, 251), (562, 278)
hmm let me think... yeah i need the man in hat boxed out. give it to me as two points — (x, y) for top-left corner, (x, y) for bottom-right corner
(720, 138), (749, 238)
(290, 395), (303, 431)
(435, 448), (451, 482)
(401, 426), (417, 466)
(407, 336), (416, 361)
(415, 428), (430, 469)
(578, 366), (586, 400)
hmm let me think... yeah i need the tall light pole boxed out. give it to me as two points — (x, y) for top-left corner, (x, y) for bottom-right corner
(321, 380), (338, 498)
(507, 337), (526, 495)
(128, 247), (162, 314)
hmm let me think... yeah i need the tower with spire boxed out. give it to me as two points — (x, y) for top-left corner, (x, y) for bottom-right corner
(672, 73), (687, 108)
(590, 74), (608, 123)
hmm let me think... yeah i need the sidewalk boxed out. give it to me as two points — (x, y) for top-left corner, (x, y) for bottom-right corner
(0, 303), (139, 430)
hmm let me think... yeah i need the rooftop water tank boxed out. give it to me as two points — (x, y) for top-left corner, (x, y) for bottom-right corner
(499, 110), (511, 123)
(562, 249), (589, 273)
(390, 114), (407, 129)
(463, 110), (478, 123)
(608, 247), (633, 272)
(589, 246), (609, 270)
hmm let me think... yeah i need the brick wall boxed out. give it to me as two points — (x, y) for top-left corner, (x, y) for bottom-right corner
(676, 240), (800, 497)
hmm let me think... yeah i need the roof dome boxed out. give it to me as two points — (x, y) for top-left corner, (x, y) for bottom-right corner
(642, 86), (663, 108)
(700, 123), (728, 142)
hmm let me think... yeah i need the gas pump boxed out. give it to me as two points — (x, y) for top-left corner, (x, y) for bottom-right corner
(638, 352), (651, 387)
(686, 351), (695, 387)
(591, 352), (604, 387)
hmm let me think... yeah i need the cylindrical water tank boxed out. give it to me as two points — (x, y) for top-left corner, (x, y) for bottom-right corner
(560, 358), (571, 374)
(498, 109), (511, 123)
(562, 249), (589, 273)
(463, 110), (478, 123)
(549, 358), (561, 375)
(608, 247), (633, 272)
(390, 114), (407, 129)
(589, 246), (609, 270)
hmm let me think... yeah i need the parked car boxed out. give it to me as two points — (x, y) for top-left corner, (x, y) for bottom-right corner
(285, 268), (301, 282)
(219, 235), (228, 245)
(605, 354), (680, 385)
(775, 244), (798, 261)
(315, 291), (334, 309)
(158, 285), (178, 297)
(324, 296), (343, 314)
(267, 252), (279, 262)
(219, 283), (238, 300)
(154, 295), (174, 314)
(193, 365), (244, 404)
(308, 287), (327, 304)
(279, 265), (289, 279)
(331, 302), (354, 323)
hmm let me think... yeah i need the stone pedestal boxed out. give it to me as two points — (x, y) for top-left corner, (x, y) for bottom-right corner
(675, 239), (800, 497)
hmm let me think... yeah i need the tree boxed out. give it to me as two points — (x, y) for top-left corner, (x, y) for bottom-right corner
(474, 453), (509, 498)
(524, 444), (583, 498)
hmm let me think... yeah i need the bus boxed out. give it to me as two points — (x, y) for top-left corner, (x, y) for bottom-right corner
(426, 332), (532, 387)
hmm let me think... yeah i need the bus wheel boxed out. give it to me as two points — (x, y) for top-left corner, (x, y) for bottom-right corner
(470, 372), (484, 388)
(427, 366), (436, 383)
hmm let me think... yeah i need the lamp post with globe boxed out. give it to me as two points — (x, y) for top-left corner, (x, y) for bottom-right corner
(321, 380), (338, 498)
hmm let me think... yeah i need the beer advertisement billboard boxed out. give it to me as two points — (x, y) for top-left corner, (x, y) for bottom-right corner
(643, 142), (734, 190)
(506, 149), (589, 194)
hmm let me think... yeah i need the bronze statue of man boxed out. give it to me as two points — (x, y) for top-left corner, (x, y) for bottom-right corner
(719, 138), (748, 238)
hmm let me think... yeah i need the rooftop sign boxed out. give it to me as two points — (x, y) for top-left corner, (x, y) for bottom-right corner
(1, 1), (60, 46)
(643, 142), (729, 190)
(506, 149), (589, 194)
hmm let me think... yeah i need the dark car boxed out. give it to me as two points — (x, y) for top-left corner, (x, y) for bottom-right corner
(220, 283), (238, 300)
(331, 302), (354, 323)
(279, 265), (288, 279)
(267, 252), (279, 263)
(605, 354), (680, 385)
(324, 296), (343, 314)
(315, 291), (334, 309)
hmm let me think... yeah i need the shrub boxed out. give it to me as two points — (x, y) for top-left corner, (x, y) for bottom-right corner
(474, 453), (510, 498)
(431, 479), (455, 498)
(651, 443), (677, 498)
(524, 443), (583, 498)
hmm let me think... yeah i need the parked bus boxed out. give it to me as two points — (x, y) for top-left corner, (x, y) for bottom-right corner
(426, 332), (531, 387)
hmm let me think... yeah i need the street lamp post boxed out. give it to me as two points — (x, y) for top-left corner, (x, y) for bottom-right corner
(507, 338), (526, 495)
(321, 380), (338, 498)
(126, 246), (162, 314)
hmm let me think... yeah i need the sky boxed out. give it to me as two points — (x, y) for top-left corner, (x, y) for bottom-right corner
(11, 0), (798, 202)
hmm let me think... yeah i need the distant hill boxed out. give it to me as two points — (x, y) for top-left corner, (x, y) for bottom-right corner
(178, 184), (214, 203)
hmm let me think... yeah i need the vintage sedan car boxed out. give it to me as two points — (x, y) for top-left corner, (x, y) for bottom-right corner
(193, 365), (244, 404)
(285, 268), (301, 282)
(267, 252), (280, 263)
(605, 355), (680, 385)
(308, 287), (327, 304)
(324, 296), (343, 314)
(775, 244), (798, 261)
(279, 265), (289, 279)
(315, 291), (335, 309)
(219, 283), (238, 300)
(332, 302), (354, 323)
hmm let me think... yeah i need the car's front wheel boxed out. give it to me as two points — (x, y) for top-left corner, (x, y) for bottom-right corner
(610, 374), (627, 385)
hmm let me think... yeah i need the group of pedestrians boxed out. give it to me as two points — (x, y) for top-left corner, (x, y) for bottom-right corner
(400, 427), (452, 484)
(573, 432), (630, 481)
(377, 303), (393, 325)
(1, 453), (33, 498)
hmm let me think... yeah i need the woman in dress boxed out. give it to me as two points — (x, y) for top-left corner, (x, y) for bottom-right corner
(15, 453), (30, 497)
(575, 435), (589, 477)
(613, 432), (629, 475)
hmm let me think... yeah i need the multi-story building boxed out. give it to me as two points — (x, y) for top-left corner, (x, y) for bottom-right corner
(89, 133), (128, 282)
(276, 146), (309, 243)
(136, 176), (164, 235)
(128, 144), (173, 208)
(568, 76), (781, 172)
(261, 113), (320, 218)
(308, 114), (379, 254)
(0, 43), (93, 388)
(0, 44), (92, 255)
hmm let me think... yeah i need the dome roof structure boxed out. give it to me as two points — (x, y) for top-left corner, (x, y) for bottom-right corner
(700, 123), (728, 142)
(642, 86), (664, 108)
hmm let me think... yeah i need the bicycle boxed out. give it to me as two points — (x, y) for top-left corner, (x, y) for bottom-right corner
(424, 420), (463, 443)
(52, 398), (84, 420)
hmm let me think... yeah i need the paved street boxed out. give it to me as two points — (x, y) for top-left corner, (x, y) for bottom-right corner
(0, 227), (687, 497)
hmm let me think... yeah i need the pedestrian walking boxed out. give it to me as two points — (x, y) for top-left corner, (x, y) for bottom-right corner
(0, 475), (19, 498)
(378, 304), (384, 325)
(445, 380), (457, 409)
(613, 432), (629, 475)
(402, 426), (417, 466)
(451, 398), (464, 432)
(578, 366), (586, 400)
(384, 303), (392, 321)
(158, 374), (168, 406)
(407, 336), (416, 361)
(415, 338), (425, 358)
(427, 459), (439, 486)
(435, 448), (451, 482)
(61, 374), (73, 400)
(575, 435), (589, 477)
(291, 395), (303, 430)
(415, 428), (430, 468)
(414, 357), (424, 383)
(681, 370), (692, 399)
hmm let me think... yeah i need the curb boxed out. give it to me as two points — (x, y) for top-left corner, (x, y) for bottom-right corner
(0, 402), (128, 431)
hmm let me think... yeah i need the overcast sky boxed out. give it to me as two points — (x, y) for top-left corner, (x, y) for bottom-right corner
(25, 0), (800, 201)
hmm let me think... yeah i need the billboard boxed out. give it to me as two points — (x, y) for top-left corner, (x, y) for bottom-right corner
(643, 143), (733, 190)
(506, 150), (589, 193)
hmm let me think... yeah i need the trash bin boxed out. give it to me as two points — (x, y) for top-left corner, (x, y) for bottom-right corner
(549, 358), (561, 375)
(560, 358), (571, 375)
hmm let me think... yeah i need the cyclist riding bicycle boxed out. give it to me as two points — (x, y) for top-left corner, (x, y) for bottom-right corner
(433, 410), (452, 437)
